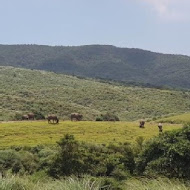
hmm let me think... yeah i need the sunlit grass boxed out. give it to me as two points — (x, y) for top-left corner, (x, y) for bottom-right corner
(0, 121), (182, 148)
(158, 112), (190, 124)
(0, 176), (104, 190)
(1, 176), (190, 190)
(124, 178), (190, 190)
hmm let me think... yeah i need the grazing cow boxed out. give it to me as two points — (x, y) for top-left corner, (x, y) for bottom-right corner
(71, 113), (83, 121)
(22, 115), (29, 120)
(139, 120), (145, 128)
(0, 171), (5, 178)
(28, 113), (35, 120)
(158, 123), (163, 133)
(47, 115), (59, 124)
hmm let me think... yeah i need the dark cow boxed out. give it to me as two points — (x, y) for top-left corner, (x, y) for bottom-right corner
(47, 115), (59, 124)
(71, 113), (83, 121)
(139, 120), (145, 128)
(22, 115), (29, 120)
(28, 113), (35, 120)
(158, 123), (163, 133)
(22, 113), (35, 120)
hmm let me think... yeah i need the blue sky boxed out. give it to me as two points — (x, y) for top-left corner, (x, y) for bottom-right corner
(0, 0), (190, 55)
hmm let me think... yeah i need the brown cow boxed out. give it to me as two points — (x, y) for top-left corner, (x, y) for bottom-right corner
(22, 115), (29, 120)
(28, 113), (35, 120)
(47, 115), (59, 124)
(139, 120), (145, 128)
(71, 113), (83, 121)
(158, 123), (163, 133)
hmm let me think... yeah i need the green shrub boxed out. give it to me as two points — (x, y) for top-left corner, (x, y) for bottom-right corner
(49, 134), (134, 180)
(33, 111), (45, 120)
(14, 113), (23, 121)
(136, 125), (190, 178)
(0, 150), (22, 174)
(98, 113), (120, 121)
(95, 117), (103, 121)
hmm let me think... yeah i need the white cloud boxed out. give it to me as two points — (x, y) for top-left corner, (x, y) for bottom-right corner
(142, 0), (190, 21)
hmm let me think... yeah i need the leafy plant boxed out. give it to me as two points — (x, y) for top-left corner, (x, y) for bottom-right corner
(136, 125), (190, 178)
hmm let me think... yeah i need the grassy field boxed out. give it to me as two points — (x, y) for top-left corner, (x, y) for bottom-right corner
(0, 121), (182, 148)
(158, 112), (190, 124)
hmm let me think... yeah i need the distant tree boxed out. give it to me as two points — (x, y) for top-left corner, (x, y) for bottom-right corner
(49, 134), (85, 177)
(96, 113), (120, 121)
(95, 117), (103, 121)
(14, 113), (23, 121)
(33, 111), (45, 120)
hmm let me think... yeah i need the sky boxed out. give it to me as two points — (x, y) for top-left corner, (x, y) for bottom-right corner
(0, 0), (190, 55)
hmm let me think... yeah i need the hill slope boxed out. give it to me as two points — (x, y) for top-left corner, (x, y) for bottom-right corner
(0, 45), (190, 89)
(158, 112), (190, 124)
(0, 66), (190, 121)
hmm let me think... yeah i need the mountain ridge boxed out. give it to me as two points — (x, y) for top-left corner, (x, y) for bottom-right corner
(0, 44), (190, 89)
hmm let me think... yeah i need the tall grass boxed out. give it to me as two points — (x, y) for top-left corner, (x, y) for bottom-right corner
(0, 176), (107, 190)
(124, 178), (190, 190)
(1, 176), (190, 190)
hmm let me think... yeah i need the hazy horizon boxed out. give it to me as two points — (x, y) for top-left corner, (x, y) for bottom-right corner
(1, 0), (190, 55)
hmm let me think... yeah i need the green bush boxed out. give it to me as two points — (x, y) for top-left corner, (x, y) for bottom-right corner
(95, 117), (103, 121)
(14, 113), (23, 121)
(49, 134), (134, 180)
(33, 111), (45, 120)
(0, 150), (22, 174)
(97, 113), (120, 121)
(136, 125), (190, 178)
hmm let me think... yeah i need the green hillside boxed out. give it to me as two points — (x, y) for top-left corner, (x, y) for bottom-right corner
(0, 66), (190, 121)
(0, 45), (190, 89)
(158, 112), (190, 124)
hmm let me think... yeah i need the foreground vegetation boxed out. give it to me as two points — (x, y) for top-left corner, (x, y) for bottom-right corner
(124, 178), (190, 190)
(0, 121), (181, 147)
(0, 124), (190, 189)
(1, 66), (190, 121)
(1, 176), (190, 190)
(0, 176), (105, 190)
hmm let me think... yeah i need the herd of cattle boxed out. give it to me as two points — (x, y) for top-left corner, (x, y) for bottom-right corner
(22, 113), (83, 123)
(22, 113), (163, 132)
(139, 120), (163, 132)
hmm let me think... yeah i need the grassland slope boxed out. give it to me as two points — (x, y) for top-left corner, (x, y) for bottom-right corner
(1, 66), (190, 121)
(158, 112), (190, 124)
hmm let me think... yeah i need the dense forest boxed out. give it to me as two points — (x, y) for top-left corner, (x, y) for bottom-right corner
(0, 44), (190, 89)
